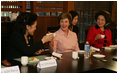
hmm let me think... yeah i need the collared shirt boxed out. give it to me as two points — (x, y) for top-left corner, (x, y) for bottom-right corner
(86, 26), (112, 48)
(53, 29), (80, 53)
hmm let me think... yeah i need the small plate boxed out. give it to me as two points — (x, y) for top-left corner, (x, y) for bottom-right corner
(45, 57), (57, 60)
(110, 45), (117, 48)
(104, 47), (112, 50)
(29, 57), (39, 62)
(78, 50), (85, 54)
(93, 54), (105, 58)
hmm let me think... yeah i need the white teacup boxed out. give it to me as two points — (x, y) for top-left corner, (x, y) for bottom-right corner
(72, 51), (79, 60)
(21, 56), (28, 66)
(101, 35), (105, 38)
(46, 33), (56, 37)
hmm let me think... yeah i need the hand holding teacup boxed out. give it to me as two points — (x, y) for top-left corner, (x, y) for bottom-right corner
(41, 33), (56, 44)
(95, 34), (105, 40)
(100, 35), (105, 38)
(46, 33), (56, 37)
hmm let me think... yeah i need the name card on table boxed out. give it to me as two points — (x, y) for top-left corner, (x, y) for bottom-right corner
(1, 65), (20, 73)
(37, 59), (57, 69)
(52, 52), (62, 58)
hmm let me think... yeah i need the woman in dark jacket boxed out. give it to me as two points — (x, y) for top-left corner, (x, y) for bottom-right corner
(2, 12), (53, 66)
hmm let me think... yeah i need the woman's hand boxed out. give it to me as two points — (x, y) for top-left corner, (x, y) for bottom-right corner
(34, 49), (44, 55)
(95, 34), (102, 40)
(2, 60), (11, 66)
(41, 33), (54, 44)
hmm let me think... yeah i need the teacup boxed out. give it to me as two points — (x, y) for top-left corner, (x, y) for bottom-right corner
(101, 35), (105, 38)
(72, 51), (79, 60)
(21, 56), (28, 66)
(46, 33), (56, 37)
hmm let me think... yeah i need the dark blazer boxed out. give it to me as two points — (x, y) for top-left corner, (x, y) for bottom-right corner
(73, 25), (79, 42)
(5, 32), (44, 60)
(73, 25), (79, 37)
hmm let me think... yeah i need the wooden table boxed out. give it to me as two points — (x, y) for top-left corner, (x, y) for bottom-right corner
(55, 50), (117, 73)
(2, 48), (117, 73)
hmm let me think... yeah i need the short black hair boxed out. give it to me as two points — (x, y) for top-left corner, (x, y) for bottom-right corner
(15, 12), (37, 34)
(69, 10), (78, 20)
(95, 10), (111, 24)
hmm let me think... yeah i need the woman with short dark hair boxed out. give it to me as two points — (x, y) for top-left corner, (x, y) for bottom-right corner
(86, 10), (112, 48)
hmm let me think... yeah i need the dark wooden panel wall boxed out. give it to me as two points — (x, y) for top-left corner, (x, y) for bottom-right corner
(33, 16), (58, 43)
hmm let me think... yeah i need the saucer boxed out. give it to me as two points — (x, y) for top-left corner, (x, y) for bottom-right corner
(93, 54), (105, 58)
(110, 45), (117, 48)
(44, 56), (57, 60)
